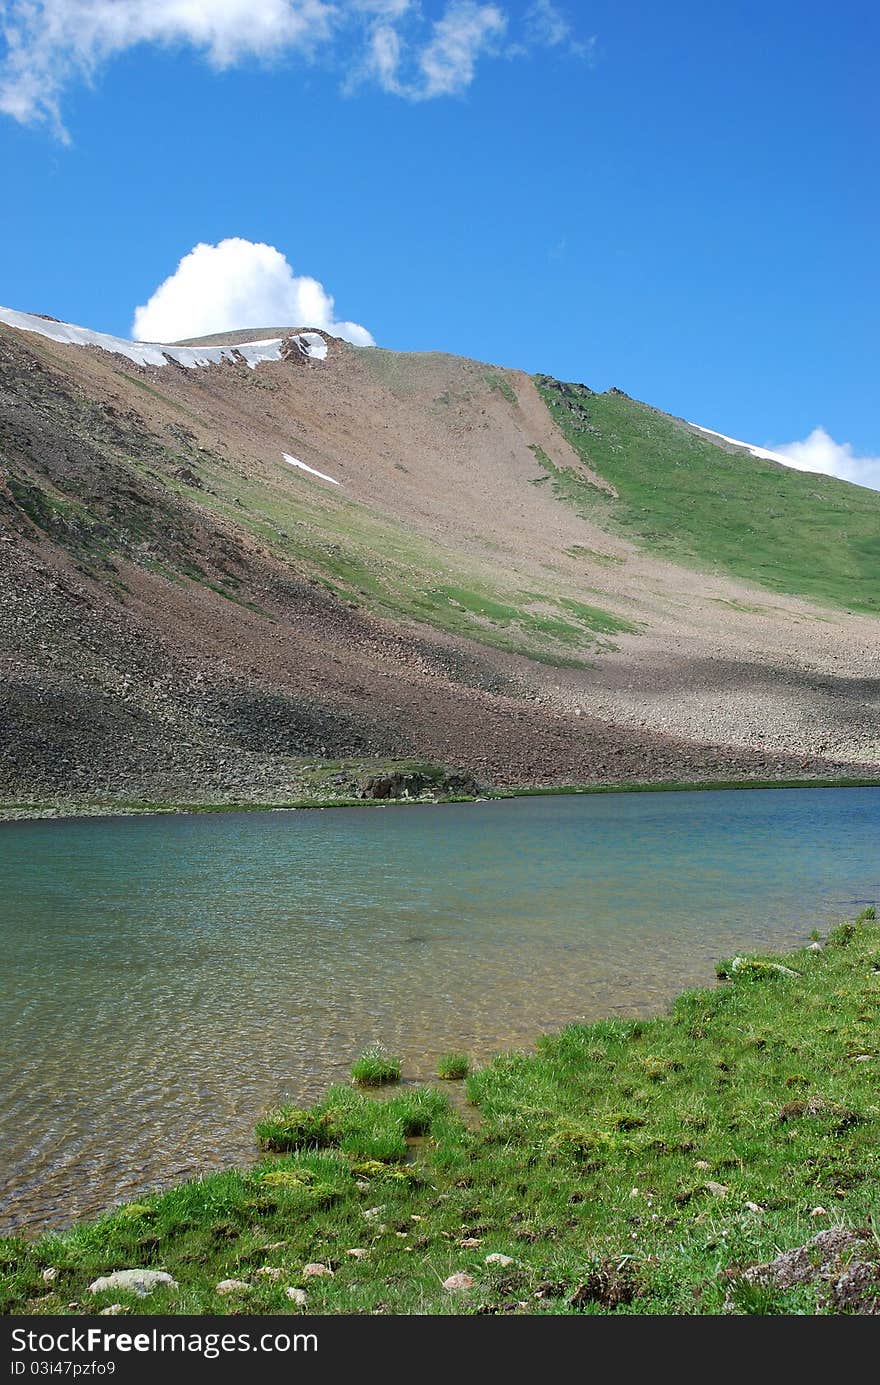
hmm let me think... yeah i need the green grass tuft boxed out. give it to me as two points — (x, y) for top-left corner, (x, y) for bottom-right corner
(437, 1052), (470, 1080)
(350, 1043), (402, 1087)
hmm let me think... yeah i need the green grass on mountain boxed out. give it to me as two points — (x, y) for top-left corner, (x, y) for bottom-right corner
(3, 909), (879, 1316)
(176, 449), (637, 664)
(536, 377), (880, 614)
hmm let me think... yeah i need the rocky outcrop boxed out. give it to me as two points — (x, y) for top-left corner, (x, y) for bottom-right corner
(729, 1228), (880, 1314)
(358, 770), (479, 801)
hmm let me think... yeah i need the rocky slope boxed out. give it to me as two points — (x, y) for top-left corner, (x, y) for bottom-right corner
(0, 309), (877, 809)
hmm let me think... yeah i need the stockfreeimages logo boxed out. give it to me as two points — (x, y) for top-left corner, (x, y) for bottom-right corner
(10, 1327), (317, 1361)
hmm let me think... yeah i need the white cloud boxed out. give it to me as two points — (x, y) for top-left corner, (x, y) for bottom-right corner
(0, 0), (335, 134)
(0, 0), (588, 132)
(356, 1), (507, 100)
(772, 427), (880, 493)
(523, 1), (594, 59)
(417, 2), (507, 99)
(131, 238), (374, 346)
(524, 0), (571, 47)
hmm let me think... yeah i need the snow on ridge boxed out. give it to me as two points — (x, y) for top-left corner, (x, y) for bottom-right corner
(283, 453), (340, 486)
(688, 421), (789, 466)
(0, 305), (327, 369)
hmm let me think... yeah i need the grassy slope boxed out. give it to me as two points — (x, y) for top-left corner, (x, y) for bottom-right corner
(175, 449), (637, 666)
(3, 910), (879, 1316)
(535, 378), (880, 614)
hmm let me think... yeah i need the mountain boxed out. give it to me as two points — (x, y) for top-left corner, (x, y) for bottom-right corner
(0, 306), (877, 811)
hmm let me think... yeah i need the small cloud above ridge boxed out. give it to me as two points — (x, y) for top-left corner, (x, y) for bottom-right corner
(772, 427), (880, 493)
(131, 239), (374, 347)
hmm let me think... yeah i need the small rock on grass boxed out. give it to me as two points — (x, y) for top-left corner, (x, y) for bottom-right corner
(215, 1279), (251, 1296)
(459, 1237), (482, 1248)
(286, 1287), (307, 1306)
(705, 1181), (729, 1197)
(41, 1268), (58, 1284)
(99, 1305), (126, 1316)
(88, 1270), (176, 1297)
(442, 1272), (476, 1292)
(346, 1249), (368, 1260)
(302, 1263), (333, 1279)
(256, 1267), (283, 1281)
(485, 1254), (515, 1267)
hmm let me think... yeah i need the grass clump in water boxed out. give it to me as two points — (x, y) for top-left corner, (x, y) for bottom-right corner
(437, 1052), (470, 1080)
(255, 1107), (340, 1152)
(351, 1043), (402, 1087)
(256, 1084), (449, 1166)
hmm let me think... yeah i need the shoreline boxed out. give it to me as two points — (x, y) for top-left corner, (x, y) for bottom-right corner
(3, 907), (879, 1315)
(2, 771), (880, 825)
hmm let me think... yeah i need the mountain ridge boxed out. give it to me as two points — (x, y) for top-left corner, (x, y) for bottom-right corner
(0, 306), (877, 812)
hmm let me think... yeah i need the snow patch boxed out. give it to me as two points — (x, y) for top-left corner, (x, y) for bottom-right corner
(287, 332), (328, 362)
(283, 453), (340, 486)
(688, 421), (790, 465)
(0, 305), (327, 370)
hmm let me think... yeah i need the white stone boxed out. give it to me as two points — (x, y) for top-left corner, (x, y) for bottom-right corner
(485, 1253), (515, 1267)
(443, 1272), (475, 1291)
(302, 1262), (333, 1278)
(215, 1279), (251, 1295)
(286, 1287), (308, 1306)
(256, 1266), (283, 1281)
(87, 1269), (176, 1297)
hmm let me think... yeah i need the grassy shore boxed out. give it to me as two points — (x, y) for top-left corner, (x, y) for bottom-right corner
(2, 772), (880, 823)
(3, 910), (880, 1315)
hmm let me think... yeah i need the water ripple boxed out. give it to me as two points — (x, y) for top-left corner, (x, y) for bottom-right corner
(1, 787), (878, 1232)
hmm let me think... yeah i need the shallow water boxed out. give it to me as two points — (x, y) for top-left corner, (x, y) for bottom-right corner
(1, 786), (878, 1233)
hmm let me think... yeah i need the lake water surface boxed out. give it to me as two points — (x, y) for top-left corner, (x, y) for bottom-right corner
(2, 786), (878, 1233)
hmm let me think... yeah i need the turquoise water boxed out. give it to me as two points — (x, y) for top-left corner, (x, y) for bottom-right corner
(1, 786), (878, 1233)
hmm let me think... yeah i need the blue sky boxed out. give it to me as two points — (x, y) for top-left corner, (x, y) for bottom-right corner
(1, 1), (878, 482)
